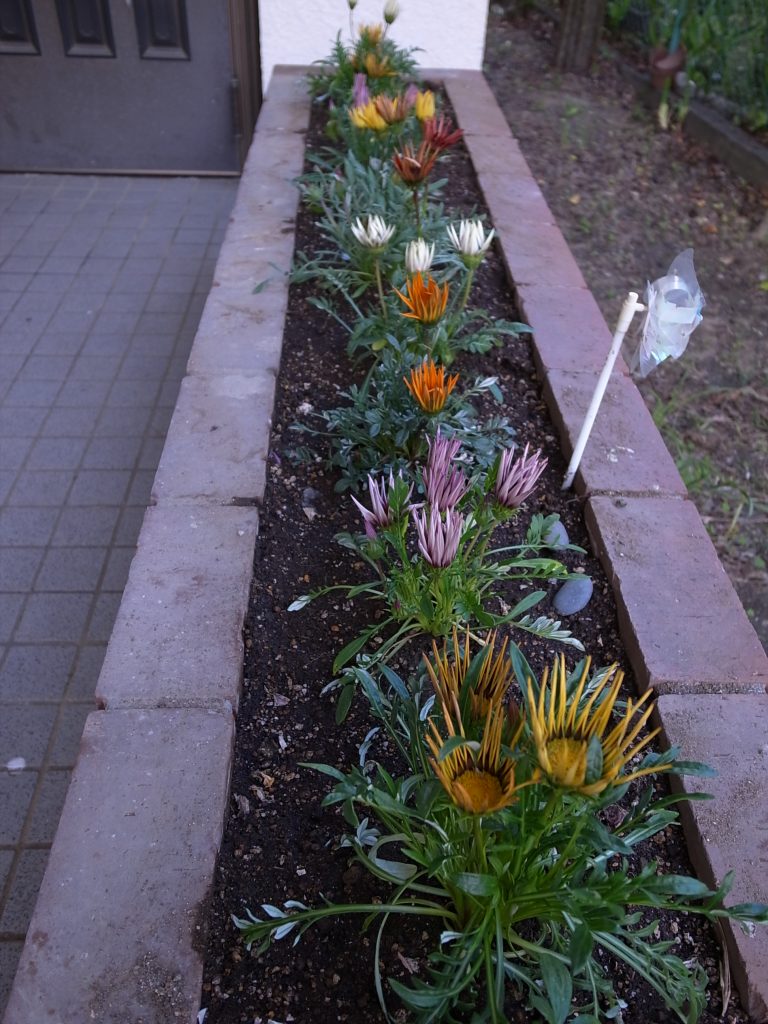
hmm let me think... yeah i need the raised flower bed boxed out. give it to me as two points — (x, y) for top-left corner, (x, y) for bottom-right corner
(5, 24), (768, 1024)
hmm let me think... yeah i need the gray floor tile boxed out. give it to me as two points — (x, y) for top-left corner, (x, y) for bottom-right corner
(26, 437), (88, 471)
(0, 851), (14, 891)
(82, 436), (141, 470)
(114, 506), (145, 546)
(0, 944), (24, 1008)
(65, 644), (106, 700)
(42, 407), (102, 436)
(15, 356), (74, 381)
(0, 849), (50, 934)
(0, 595), (25, 643)
(101, 547), (135, 591)
(0, 550), (45, 592)
(55, 378), (112, 407)
(0, 706), (57, 768)
(25, 769), (71, 843)
(85, 592), (122, 643)
(35, 548), (107, 593)
(8, 470), (74, 507)
(0, 408), (47, 437)
(51, 507), (120, 547)
(48, 704), (90, 766)
(0, 508), (59, 547)
(67, 470), (130, 506)
(0, 437), (33, 472)
(3, 380), (62, 407)
(15, 593), (91, 644)
(0, 645), (77, 700)
(0, 773), (36, 844)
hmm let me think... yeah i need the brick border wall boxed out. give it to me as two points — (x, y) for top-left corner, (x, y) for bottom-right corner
(5, 68), (767, 1023)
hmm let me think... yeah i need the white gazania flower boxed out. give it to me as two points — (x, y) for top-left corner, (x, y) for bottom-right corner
(351, 215), (396, 251)
(383, 0), (400, 25)
(447, 219), (495, 265)
(404, 238), (435, 274)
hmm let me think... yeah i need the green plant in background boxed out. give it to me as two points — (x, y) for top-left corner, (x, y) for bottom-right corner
(294, 349), (517, 491)
(613, 1), (768, 131)
(235, 638), (768, 1022)
(289, 432), (584, 685)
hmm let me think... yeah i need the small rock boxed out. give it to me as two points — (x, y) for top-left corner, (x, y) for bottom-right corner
(302, 507), (316, 521)
(553, 576), (593, 615)
(301, 487), (321, 505)
(5, 757), (26, 772)
(543, 519), (569, 550)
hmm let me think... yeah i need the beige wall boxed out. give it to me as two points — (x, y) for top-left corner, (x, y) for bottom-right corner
(259, 0), (489, 90)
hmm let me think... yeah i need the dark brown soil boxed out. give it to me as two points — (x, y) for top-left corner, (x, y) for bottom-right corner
(200, 92), (748, 1024)
(485, 4), (768, 652)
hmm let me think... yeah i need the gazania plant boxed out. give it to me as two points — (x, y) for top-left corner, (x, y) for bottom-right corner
(289, 431), (585, 688)
(235, 635), (768, 1023)
(294, 346), (518, 491)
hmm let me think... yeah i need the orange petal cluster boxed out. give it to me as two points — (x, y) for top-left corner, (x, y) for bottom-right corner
(395, 273), (449, 325)
(404, 358), (458, 413)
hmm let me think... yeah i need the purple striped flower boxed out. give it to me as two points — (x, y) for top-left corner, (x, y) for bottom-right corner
(352, 73), (370, 110)
(412, 506), (463, 568)
(495, 444), (547, 509)
(423, 431), (468, 512)
(351, 471), (410, 540)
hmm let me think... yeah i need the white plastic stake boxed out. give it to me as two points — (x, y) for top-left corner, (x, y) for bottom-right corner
(561, 291), (646, 490)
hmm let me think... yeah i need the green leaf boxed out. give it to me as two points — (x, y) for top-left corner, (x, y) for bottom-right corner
(728, 902), (768, 923)
(540, 953), (573, 1024)
(335, 683), (355, 724)
(437, 735), (478, 762)
(652, 874), (715, 898)
(300, 762), (347, 782)
(332, 626), (377, 674)
(251, 278), (272, 294)
(569, 922), (594, 972)
(453, 872), (498, 897)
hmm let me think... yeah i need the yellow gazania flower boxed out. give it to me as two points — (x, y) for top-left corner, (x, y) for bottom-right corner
(349, 100), (388, 132)
(427, 699), (520, 815)
(404, 358), (459, 414)
(395, 273), (449, 325)
(358, 22), (384, 45)
(414, 89), (436, 121)
(424, 628), (512, 721)
(364, 51), (395, 78)
(528, 655), (660, 797)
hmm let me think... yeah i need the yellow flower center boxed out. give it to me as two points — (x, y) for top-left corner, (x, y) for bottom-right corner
(546, 738), (588, 788)
(452, 770), (503, 814)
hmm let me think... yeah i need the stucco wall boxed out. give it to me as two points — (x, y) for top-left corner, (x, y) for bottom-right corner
(258, 0), (489, 91)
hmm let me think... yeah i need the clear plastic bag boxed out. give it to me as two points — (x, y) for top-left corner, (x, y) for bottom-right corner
(632, 248), (705, 377)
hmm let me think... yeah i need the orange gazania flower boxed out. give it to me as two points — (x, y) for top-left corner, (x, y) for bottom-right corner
(392, 141), (439, 185)
(395, 273), (449, 325)
(373, 94), (409, 125)
(423, 114), (463, 152)
(404, 358), (458, 413)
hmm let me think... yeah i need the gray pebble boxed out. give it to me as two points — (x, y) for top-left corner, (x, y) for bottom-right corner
(543, 519), (569, 550)
(553, 576), (593, 616)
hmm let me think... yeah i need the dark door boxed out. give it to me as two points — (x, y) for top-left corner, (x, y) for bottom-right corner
(0, 0), (259, 173)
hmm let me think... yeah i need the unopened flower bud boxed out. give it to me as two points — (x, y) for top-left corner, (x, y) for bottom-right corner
(383, 0), (400, 25)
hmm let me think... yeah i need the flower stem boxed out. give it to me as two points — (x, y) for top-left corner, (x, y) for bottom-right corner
(459, 266), (476, 312)
(412, 187), (422, 234)
(373, 256), (388, 323)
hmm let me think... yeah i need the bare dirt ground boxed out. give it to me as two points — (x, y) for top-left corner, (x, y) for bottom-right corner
(484, 5), (768, 652)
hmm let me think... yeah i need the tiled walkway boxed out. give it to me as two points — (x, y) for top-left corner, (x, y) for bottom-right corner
(0, 173), (237, 1010)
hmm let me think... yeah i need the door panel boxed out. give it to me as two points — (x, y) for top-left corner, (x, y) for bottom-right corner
(0, 0), (247, 172)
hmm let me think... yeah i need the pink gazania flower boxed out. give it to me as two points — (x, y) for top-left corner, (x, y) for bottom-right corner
(351, 471), (410, 539)
(412, 506), (463, 568)
(423, 431), (468, 512)
(495, 444), (547, 509)
(352, 73), (370, 110)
